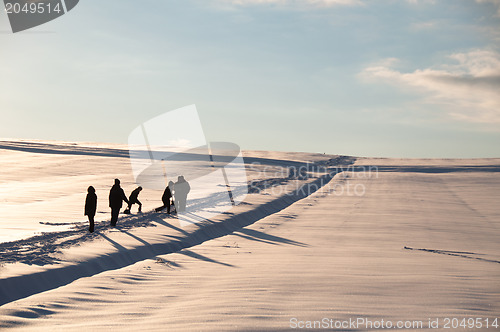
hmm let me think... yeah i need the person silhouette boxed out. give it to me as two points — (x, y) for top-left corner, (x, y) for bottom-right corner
(168, 180), (175, 213)
(174, 176), (190, 212)
(108, 179), (129, 227)
(84, 186), (97, 233)
(125, 186), (143, 213)
(155, 181), (174, 213)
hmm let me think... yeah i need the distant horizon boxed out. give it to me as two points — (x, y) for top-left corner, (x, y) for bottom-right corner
(1, 136), (499, 159)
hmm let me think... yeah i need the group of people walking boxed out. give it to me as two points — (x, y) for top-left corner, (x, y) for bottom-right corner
(84, 176), (190, 233)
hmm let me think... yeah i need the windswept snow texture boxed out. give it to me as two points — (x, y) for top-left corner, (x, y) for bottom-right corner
(0, 141), (499, 331)
(0, 140), (348, 302)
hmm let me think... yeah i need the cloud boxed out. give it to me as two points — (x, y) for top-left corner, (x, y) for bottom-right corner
(220, 0), (500, 12)
(406, 0), (436, 4)
(475, 0), (500, 15)
(360, 50), (500, 123)
(219, 0), (363, 7)
(410, 21), (437, 31)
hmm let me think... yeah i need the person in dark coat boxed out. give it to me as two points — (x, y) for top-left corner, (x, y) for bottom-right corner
(155, 181), (174, 213)
(85, 186), (97, 233)
(174, 176), (190, 212)
(109, 179), (129, 227)
(125, 186), (143, 213)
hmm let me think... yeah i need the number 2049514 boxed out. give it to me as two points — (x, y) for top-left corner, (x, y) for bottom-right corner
(443, 318), (498, 329)
(5, 2), (63, 14)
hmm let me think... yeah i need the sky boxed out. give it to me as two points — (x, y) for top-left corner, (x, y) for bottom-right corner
(0, 0), (499, 157)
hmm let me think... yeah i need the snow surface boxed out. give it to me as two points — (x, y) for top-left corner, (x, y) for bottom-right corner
(0, 140), (499, 331)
